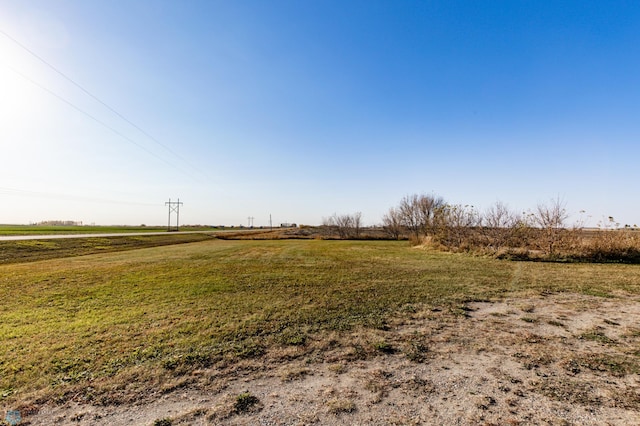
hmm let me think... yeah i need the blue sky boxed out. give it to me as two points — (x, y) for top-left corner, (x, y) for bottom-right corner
(1, 1), (639, 226)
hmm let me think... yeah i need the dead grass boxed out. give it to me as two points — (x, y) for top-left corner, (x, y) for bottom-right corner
(326, 397), (356, 414)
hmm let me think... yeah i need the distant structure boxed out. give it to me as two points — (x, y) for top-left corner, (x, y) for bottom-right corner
(37, 220), (82, 226)
(280, 223), (297, 228)
(165, 198), (183, 231)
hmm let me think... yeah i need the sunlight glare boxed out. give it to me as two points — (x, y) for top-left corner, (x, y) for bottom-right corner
(0, 39), (50, 131)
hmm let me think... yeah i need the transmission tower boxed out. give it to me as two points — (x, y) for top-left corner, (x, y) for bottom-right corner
(247, 216), (255, 228)
(165, 198), (183, 231)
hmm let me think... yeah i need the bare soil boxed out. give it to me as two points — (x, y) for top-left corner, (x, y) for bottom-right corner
(17, 292), (640, 425)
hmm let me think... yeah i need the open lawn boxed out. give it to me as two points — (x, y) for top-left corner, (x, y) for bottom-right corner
(1, 239), (640, 424)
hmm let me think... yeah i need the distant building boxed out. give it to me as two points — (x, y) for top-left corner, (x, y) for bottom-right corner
(280, 223), (297, 228)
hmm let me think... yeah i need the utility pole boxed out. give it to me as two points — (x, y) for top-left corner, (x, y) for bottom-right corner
(165, 198), (183, 231)
(269, 214), (272, 231)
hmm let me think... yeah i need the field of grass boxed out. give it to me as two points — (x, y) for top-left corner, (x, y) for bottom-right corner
(0, 225), (218, 236)
(1, 239), (640, 409)
(0, 233), (217, 264)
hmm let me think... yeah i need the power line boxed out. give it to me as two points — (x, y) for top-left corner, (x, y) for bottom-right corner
(0, 28), (203, 176)
(165, 198), (183, 231)
(2, 62), (197, 179)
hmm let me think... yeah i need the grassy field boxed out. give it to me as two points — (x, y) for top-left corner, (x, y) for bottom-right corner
(1, 239), (640, 410)
(0, 233), (217, 264)
(0, 225), (218, 236)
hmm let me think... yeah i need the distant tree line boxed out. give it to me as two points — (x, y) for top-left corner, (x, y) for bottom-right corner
(36, 220), (83, 226)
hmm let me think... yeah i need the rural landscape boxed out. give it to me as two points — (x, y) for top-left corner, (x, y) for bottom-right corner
(1, 194), (640, 425)
(2, 1), (640, 425)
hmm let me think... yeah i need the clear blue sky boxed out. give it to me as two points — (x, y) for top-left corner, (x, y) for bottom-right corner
(1, 1), (639, 227)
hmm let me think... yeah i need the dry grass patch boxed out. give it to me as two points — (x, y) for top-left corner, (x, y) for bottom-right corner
(208, 391), (263, 421)
(280, 366), (311, 382)
(326, 397), (356, 414)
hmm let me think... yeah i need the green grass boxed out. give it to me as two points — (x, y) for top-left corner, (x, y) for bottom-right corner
(0, 234), (218, 264)
(0, 225), (218, 236)
(1, 239), (639, 406)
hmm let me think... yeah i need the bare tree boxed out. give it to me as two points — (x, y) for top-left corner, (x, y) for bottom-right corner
(382, 207), (403, 239)
(353, 211), (362, 238)
(321, 215), (337, 236)
(484, 201), (519, 249)
(397, 194), (446, 239)
(325, 212), (362, 239)
(398, 195), (422, 238)
(441, 204), (482, 248)
(534, 196), (568, 230)
(417, 194), (446, 236)
(484, 201), (513, 228)
(534, 196), (569, 255)
(333, 213), (352, 238)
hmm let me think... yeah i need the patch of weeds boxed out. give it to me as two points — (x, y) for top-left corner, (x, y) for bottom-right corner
(475, 395), (497, 410)
(171, 408), (208, 424)
(326, 398), (356, 414)
(533, 378), (601, 406)
(518, 304), (535, 313)
(449, 304), (474, 318)
(490, 312), (508, 317)
(561, 359), (581, 375)
(364, 369), (393, 397)
(401, 304), (418, 313)
(231, 340), (266, 359)
(51, 369), (92, 386)
(513, 351), (553, 370)
(234, 392), (261, 414)
(623, 327), (640, 338)
(404, 339), (429, 363)
(522, 332), (544, 344)
(281, 367), (310, 382)
(160, 377), (191, 394)
(577, 354), (639, 377)
(153, 419), (173, 426)
(162, 356), (181, 371)
(373, 340), (395, 354)
(278, 328), (307, 346)
(346, 344), (368, 360)
(182, 351), (214, 369)
(520, 316), (538, 323)
(603, 319), (620, 326)
(328, 363), (347, 374)
(579, 328), (617, 344)
(50, 357), (89, 376)
(161, 351), (212, 372)
(611, 388), (640, 410)
(366, 315), (390, 331)
(402, 376), (436, 394)
(129, 346), (164, 364)
(547, 320), (564, 327)
(582, 288), (612, 298)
